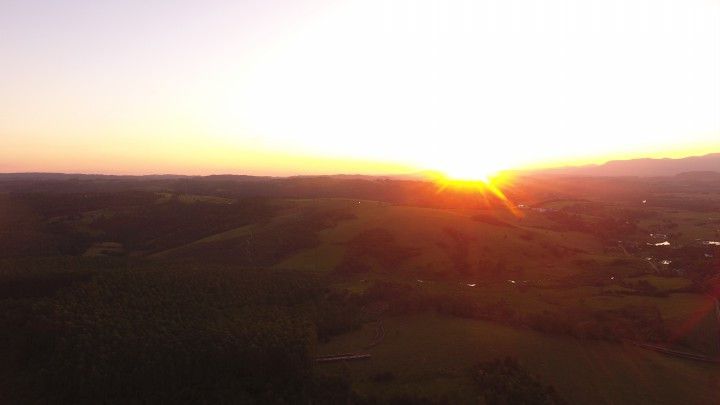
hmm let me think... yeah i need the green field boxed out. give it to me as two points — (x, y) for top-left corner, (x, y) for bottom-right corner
(318, 314), (720, 404)
(149, 198), (605, 279)
(272, 199), (604, 276)
(637, 209), (720, 245)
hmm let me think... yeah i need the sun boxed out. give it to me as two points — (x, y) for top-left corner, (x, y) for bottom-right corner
(426, 162), (522, 216)
(442, 167), (493, 183)
(435, 160), (502, 183)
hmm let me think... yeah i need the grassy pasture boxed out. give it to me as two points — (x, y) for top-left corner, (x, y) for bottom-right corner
(276, 199), (604, 279)
(318, 314), (720, 404)
(637, 209), (720, 245)
(586, 292), (720, 356)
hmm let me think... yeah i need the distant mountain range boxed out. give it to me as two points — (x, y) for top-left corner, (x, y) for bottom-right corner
(532, 153), (720, 177)
(3, 153), (719, 180)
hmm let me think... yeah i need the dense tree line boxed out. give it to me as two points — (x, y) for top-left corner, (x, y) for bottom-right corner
(1, 192), (278, 257)
(93, 197), (276, 253)
(0, 261), (363, 403)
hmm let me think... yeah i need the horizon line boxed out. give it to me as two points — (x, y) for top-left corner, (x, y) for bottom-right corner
(1, 151), (718, 178)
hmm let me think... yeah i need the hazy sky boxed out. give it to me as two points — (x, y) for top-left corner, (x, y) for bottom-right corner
(1, 0), (719, 176)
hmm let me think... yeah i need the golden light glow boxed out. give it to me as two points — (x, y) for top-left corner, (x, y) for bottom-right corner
(210, 0), (720, 178)
(431, 170), (522, 216)
(1, 0), (718, 175)
(437, 164), (496, 184)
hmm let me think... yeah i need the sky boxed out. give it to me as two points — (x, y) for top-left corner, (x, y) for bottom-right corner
(1, 0), (719, 177)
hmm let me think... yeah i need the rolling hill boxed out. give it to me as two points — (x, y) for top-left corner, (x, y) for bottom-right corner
(534, 153), (720, 177)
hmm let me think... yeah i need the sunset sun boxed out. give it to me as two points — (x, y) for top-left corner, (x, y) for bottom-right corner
(2, 0), (717, 174)
(438, 161), (500, 183)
